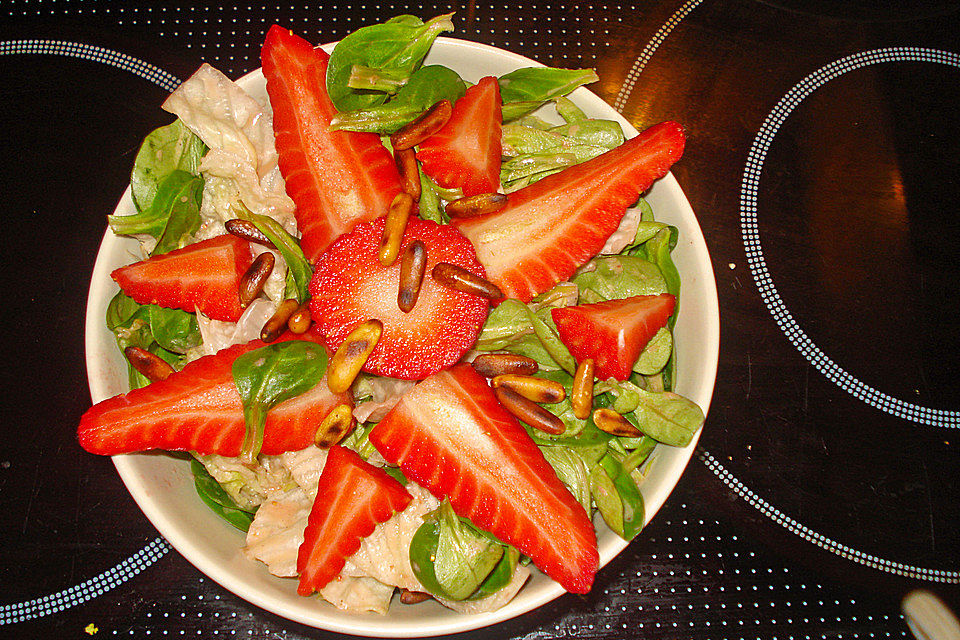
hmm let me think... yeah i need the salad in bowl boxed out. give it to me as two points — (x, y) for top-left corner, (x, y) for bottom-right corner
(82, 13), (719, 636)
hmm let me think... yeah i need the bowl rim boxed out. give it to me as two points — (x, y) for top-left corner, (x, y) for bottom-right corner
(85, 35), (720, 637)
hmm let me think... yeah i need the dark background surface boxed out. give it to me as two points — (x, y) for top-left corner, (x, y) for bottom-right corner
(1, 0), (958, 638)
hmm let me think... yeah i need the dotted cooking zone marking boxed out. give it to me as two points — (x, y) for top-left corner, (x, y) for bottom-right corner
(699, 448), (960, 583)
(614, 0), (703, 111)
(0, 538), (171, 625)
(739, 47), (960, 429)
(0, 38), (180, 626)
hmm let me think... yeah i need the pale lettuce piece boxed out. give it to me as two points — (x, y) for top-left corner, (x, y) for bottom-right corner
(352, 375), (416, 424)
(600, 205), (643, 255)
(244, 485), (312, 577)
(340, 484), (440, 591)
(193, 452), (292, 511)
(277, 446), (330, 498)
(191, 298), (277, 358)
(319, 576), (396, 615)
(162, 64), (295, 226)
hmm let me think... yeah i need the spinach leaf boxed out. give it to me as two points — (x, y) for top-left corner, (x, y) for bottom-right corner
(327, 13), (455, 112)
(130, 119), (206, 214)
(109, 170), (203, 254)
(550, 119), (624, 149)
(624, 388), (704, 447)
(234, 206), (312, 302)
(572, 255), (668, 304)
(633, 326), (672, 376)
(499, 67), (599, 107)
(590, 452), (646, 540)
(147, 305), (201, 354)
(107, 293), (197, 389)
(331, 65), (465, 134)
(190, 458), (258, 532)
(555, 96), (587, 123)
(232, 341), (328, 465)
(409, 501), (507, 601)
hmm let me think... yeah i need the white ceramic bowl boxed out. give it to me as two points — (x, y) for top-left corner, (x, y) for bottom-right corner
(85, 36), (720, 637)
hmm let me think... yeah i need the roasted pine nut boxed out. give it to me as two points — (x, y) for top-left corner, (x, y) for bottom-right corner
(571, 359), (595, 420)
(260, 298), (299, 342)
(397, 240), (427, 313)
(431, 262), (503, 300)
(494, 386), (566, 435)
(394, 147), (421, 201)
(327, 319), (383, 393)
(286, 300), (312, 334)
(225, 219), (277, 249)
(444, 192), (508, 218)
(471, 353), (539, 378)
(592, 408), (642, 438)
(314, 403), (355, 448)
(492, 374), (565, 404)
(239, 252), (275, 308)
(390, 100), (453, 150)
(399, 589), (432, 605)
(124, 346), (175, 382)
(379, 193), (415, 267)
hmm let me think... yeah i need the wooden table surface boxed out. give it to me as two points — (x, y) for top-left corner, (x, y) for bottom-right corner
(1, 1), (958, 637)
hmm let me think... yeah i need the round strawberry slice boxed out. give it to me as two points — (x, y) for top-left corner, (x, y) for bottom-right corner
(309, 217), (489, 380)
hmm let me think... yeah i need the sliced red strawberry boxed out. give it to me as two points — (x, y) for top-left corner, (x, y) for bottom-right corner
(451, 121), (685, 302)
(552, 293), (676, 381)
(78, 329), (352, 456)
(297, 445), (412, 595)
(416, 76), (502, 197)
(262, 25), (403, 263)
(308, 216), (488, 380)
(111, 234), (253, 322)
(369, 364), (599, 594)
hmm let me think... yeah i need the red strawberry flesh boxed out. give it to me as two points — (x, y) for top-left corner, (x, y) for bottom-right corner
(78, 330), (351, 456)
(308, 216), (489, 380)
(110, 234), (254, 322)
(297, 445), (412, 595)
(369, 364), (599, 593)
(416, 76), (503, 197)
(262, 25), (403, 263)
(551, 293), (676, 381)
(451, 120), (685, 302)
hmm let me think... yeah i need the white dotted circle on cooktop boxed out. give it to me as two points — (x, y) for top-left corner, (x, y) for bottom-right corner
(699, 449), (960, 583)
(0, 39), (181, 90)
(740, 47), (960, 429)
(0, 40), (178, 625)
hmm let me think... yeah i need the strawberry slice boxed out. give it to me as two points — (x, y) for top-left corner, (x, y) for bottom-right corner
(297, 445), (412, 595)
(369, 364), (599, 593)
(262, 25), (403, 263)
(552, 293), (676, 381)
(416, 76), (502, 197)
(451, 121), (685, 302)
(111, 234), (253, 322)
(78, 329), (352, 456)
(308, 216), (489, 380)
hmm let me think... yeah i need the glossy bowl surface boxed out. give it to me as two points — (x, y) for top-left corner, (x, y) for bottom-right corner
(85, 36), (720, 637)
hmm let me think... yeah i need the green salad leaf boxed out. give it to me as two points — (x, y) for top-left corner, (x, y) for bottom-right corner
(327, 13), (454, 112)
(190, 458), (258, 532)
(330, 65), (466, 134)
(232, 341), (328, 465)
(234, 205), (312, 302)
(130, 119), (206, 214)
(409, 500), (514, 601)
(109, 170), (203, 254)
